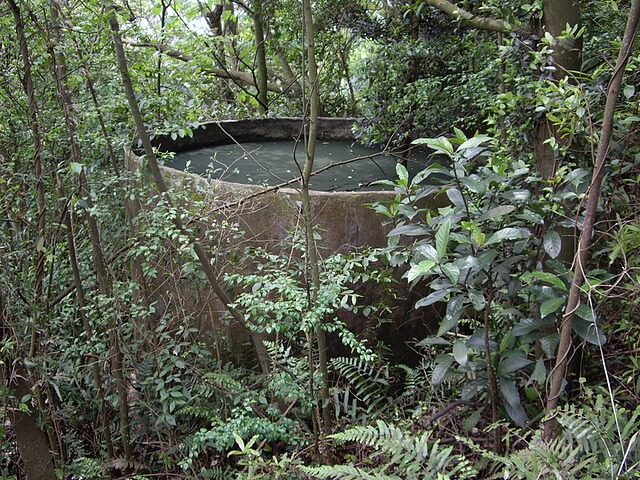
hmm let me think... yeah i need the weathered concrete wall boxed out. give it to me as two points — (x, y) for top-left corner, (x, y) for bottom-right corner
(160, 166), (397, 252)
(144, 117), (395, 252)
(149, 117), (360, 154)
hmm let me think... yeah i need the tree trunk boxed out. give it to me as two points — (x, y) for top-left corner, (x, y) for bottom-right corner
(253, 0), (268, 114)
(106, 2), (271, 375)
(544, 0), (640, 439)
(301, 0), (331, 435)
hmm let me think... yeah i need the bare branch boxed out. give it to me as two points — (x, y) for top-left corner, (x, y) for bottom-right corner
(124, 40), (298, 94)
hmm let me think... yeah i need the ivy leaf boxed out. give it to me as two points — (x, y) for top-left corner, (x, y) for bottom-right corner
(453, 340), (468, 366)
(540, 297), (565, 318)
(435, 219), (451, 258)
(543, 230), (562, 259)
(484, 227), (530, 246)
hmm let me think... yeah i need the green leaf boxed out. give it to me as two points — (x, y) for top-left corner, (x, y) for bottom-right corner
(540, 297), (565, 318)
(499, 377), (528, 426)
(435, 219), (451, 258)
(573, 316), (606, 345)
(70, 162), (83, 174)
(415, 288), (451, 308)
(412, 136), (454, 155)
(476, 205), (516, 222)
(432, 355), (454, 384)
(406, 260), (436, 283)
(531, 359), (546, 384)
(497, 355), (533, 376)
(543, 230), (562, 259)
(437, 312), (459, 337)
(623, 84), (635, 99)
(440, 263), (460, 284)
(395, 163), (409, 183)
(459, 135), (491, 151)
(521, 271), (568, 291)
(387, 225), (430, 237)
(416, 336), (450, 347)
(446, 187), (465, 208)
(453, 340), (468, 366)
(484, 227), (530, 246)
(413, 243), (439, 261)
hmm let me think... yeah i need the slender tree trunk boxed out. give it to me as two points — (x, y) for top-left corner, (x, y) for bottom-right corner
(105, 2), (271, 374)
(48, 0), (130, 457)
(6, 1), (59, 476)
(301, 0), (331, 435)
(544, 0), (640, 439)
(253, 0), (268, 114)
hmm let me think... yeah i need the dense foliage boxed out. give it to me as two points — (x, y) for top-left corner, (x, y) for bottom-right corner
(0, 0), (639, 479)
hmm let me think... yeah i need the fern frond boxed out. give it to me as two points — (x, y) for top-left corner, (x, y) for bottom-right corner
(300, 464), (402, 480)
(331, 357), (391, 418)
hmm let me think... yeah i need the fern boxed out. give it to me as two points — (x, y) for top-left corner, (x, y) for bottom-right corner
(331, 357), (392, 419)
(302, 420), (476, 479)
(471, 398), (640, 480)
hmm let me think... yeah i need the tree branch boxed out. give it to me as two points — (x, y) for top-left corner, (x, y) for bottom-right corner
(124, 40), (297, 94)
(425, 0), (516, 33)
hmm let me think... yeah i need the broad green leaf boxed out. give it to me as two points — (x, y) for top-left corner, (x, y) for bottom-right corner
(502, 190), (531, 201)
(387, 225), (429, 237)
(499, 377), (528, 426)
(477, 205), (516, 222)
(468, 290), (485, 310)
(521, 271), (568, 291)
(540, 297), (565, 318)
(416, 337), (450, 347)
(623, 84), (635, 99)
(440, 263), (460, 284)
(459, 135), (491, 151)
(70, 162), (83, 174)
(437, 313), (460, 337)
(573, 316), (606, 345)
(460, 176), (485, 194)
(531, 359), (547, 384)
(432, 355), (454, 384)
(484, 227), (530, 246)
(543, 230), (562, 259)
(415, 288), (450, 308)
(435, 219), (451, 258)
(446, 187), (465, 208)
(453, 340), (468, 366)
(497, 355), (533, 376)
(406, 260), (436, 283)
(413, 242), (439, 261)
(395, 163), (409, 183)
(412, 136), (454, 155)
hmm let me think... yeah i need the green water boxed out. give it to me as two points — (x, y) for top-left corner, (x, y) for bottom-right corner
(166, 140), (420, 191)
